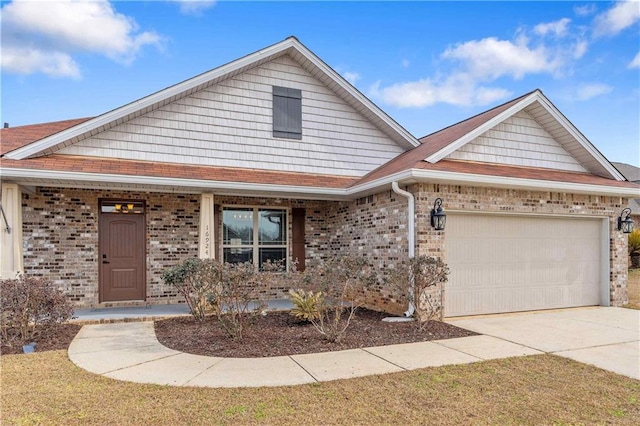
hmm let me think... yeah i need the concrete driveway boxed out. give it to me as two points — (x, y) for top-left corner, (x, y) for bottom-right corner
(447, 307), (640, 380)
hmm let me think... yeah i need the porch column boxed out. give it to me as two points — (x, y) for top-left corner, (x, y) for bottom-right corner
(0, 183), (24, 278)
(199, 193), (215, 259)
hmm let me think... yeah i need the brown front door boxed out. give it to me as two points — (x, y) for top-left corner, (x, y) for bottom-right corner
(99, 203), (146, 302)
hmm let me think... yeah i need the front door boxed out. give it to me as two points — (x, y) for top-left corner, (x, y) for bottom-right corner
(99, 201), (146, 302)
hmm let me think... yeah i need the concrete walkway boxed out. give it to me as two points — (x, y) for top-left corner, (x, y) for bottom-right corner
(447, 307), (640, 380)
(73, 299), (294, 323)
(68, 306), (639, 388)
(68, 322), (540, 388)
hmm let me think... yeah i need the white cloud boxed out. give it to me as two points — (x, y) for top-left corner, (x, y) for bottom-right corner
(573, 40), (589, 58)
(593, 1), (640, 37)
(574, 4), (597, 17)
(1, 0), (161, 77)
(1, 47), (80, 78)
(629, 52), (640, 68)
(370, 75), (512, 108)
(534, 18), (571, 37)
(576, 83), (613, 100)
(343, 72), (361, 85)
(173, 1), (216, 15)
(442, 37), (560, 80)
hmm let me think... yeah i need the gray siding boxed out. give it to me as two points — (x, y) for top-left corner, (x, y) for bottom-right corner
(58, 56), (406, 177)
(447, 110), (587, 172)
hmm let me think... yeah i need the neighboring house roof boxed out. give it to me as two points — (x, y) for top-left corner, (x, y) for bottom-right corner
(612, 162), (640, 183)
(611, 162), (640, 215)
(3, 37), (419, 161)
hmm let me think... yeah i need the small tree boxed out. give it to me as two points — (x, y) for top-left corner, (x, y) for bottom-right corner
(1, 274), (74, 344)
(386, 255), (449, 328)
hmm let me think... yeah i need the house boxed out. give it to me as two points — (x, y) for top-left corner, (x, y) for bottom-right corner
(1, 37), (638, 317)
(612, 162), (640, 226)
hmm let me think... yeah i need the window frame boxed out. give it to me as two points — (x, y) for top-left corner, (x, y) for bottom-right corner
(272, 86), (302, 140)
(221, 205), (289, 270)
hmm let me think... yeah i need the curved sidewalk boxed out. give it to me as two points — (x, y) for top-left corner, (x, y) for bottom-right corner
(68, 321), (540, 388)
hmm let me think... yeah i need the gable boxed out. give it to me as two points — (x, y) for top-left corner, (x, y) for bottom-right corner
(55, 55), (405, 177)
(446, 109), (588, 172)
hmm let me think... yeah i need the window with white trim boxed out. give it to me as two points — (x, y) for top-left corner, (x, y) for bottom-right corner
(222, 207), (287, 268)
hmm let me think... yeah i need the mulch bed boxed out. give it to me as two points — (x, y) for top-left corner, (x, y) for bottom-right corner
(0, 324), (82, 356)
(155, 309), (478, 358)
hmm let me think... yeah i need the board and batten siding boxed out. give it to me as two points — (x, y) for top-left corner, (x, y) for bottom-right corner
(446, 110), (588, 172)
(57, 56), (406, 177)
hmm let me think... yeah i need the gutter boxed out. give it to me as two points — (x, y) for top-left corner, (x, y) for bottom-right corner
(391, 181), (415, 317)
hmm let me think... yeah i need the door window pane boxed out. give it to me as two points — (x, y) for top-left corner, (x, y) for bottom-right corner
(259, 209), (286, 245)
(223, 209), (253, 245)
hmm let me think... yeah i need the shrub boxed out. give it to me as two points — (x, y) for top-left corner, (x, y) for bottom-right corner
(386, 255), (449, 328)
(164, 258), (279, 339)
(0, 274), (74, 345)
(289, 288), (324, 322)
(297, 255), (377, 343)
(209, 262), (266, 340)
(162, 258), (221, 321)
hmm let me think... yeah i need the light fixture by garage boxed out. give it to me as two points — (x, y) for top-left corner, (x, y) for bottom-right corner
(618, 207), (634, 234)
(430, 198), (446, 231)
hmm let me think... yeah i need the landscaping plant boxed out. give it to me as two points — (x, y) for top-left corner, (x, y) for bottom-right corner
(162, 258), (221, 321)
(295, 255), (377, 343)
(209, 261), (267, 340)
(288, 288), (324, 322)
(0, 274), (74, 345)
(386, 255), (449, 328)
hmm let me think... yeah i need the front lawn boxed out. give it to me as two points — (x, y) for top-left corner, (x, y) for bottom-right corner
(626, 268), (640, 310)
(2, 351), (639, 425)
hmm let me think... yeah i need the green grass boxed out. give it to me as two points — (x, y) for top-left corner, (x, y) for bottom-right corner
(2, 351), (639, 425)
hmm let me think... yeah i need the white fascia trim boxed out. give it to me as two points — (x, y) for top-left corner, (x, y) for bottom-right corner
(425, 92), (540, 163)
(535, 95), (625, 181)
(7, 39), (418, 160)
(0, 168), (350, 199)
(408, 168), (640, 197)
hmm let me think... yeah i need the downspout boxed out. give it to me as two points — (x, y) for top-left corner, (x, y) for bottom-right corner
(391, 182), (415, 317)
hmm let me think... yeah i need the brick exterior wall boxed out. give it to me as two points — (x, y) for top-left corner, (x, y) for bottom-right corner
(22, 188), (199, 307)
(20, 185), (629, 313)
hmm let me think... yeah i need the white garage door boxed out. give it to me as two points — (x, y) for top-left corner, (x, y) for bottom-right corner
(445, 214), (603, 317)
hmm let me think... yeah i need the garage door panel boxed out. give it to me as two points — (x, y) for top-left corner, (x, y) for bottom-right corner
(445, 214), (602, 317)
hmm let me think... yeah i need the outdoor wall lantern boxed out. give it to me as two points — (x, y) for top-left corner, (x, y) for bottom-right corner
(618, 208), (634, 234)
(430, 198), (446, 231)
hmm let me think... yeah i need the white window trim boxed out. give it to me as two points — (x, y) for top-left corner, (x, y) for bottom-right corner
(221, 205), (290, 270)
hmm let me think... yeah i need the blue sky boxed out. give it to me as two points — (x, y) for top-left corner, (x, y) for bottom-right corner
(2, 0), (639, 166)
